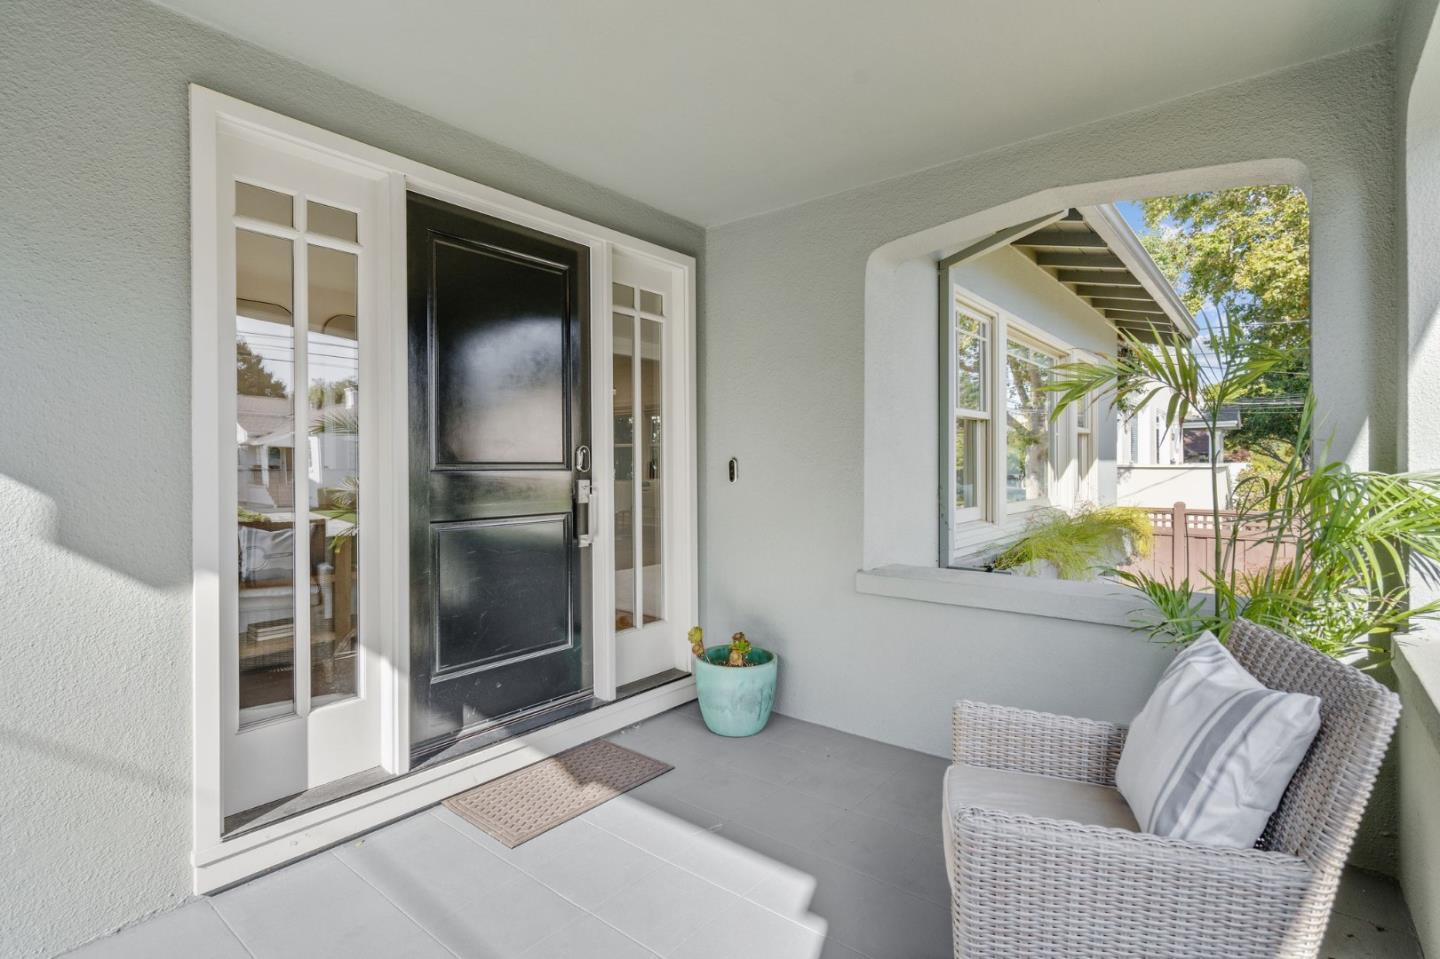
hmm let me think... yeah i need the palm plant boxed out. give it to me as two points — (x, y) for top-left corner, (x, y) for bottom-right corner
(1047, 314), (1440, 660)
(309, 404), (359, 540)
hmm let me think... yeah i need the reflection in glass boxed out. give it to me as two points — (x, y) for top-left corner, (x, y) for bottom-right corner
(1005, 338), (1056, 504)
(307, 201), (358, 243)
(640, 319), (663, 623)
(954, 306), (989, 515)
(236, 228), (296, 724)
(307, 245), (359, 706)
(956, 417), (986, 514)
(639, 289), (664, 315)
(955, 309), (987, 411)
(236, 182), (293, 227)
(612, 283), (635, 309)
(613, 312), (636, 631)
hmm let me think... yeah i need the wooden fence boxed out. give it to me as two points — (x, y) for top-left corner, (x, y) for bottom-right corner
(1121, 501), (1296, 584)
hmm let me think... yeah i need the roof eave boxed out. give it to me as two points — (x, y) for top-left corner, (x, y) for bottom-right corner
(1077, 203), (1198, 340)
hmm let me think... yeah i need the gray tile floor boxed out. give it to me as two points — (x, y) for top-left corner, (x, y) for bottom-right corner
(69, 703), (1424, 958)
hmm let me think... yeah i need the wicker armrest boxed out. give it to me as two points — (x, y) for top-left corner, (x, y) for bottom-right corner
(950, 808), (1321, 959)
(952, 700), (1127, 785)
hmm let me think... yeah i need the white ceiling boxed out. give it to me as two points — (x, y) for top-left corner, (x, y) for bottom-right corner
(153, 0), (1400, 226)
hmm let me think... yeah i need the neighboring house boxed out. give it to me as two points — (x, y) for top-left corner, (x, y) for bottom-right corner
(1183, 405), (1243, 463)
(1116, 395), (1245, 509)
(1111, 388), (1249, 506)
(1120, 392), (1184, 467)
(941, 205), (1195, 562)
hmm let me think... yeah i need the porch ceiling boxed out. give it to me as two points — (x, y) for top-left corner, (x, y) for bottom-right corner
(147, 0), (1398, 226)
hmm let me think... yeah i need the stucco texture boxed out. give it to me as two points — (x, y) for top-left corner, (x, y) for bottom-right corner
(0, 1), (700, 956)
(1395, 0), (1440, 948)
(700, 42), (1399, 867)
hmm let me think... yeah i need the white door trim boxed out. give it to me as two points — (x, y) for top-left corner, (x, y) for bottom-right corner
(190, 85), (698, 893)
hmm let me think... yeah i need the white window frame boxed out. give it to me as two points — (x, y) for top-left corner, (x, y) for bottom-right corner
(941, 280), (1075, 564)
(1070, 349), (1100, 504)
(191, 86), (697, 894)
(946, 293), (993, 527)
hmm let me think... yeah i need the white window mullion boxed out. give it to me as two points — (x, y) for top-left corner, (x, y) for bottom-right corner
(631, 308), (644, 625)
(991, 314), (1008, 526)
(292, 196), (312, 719)
(944, 287), (959, 540)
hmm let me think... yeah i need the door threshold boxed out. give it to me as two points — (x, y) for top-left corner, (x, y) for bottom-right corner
(618, 668), (690, 699)
(411, 692), (602, 770)
(219, 674), (693, 842)
(224, 765), (394, 839)
(195, 677), (696, 893)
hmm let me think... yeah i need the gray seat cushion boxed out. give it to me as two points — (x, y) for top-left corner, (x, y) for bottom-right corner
(942, 763), (1140, 885)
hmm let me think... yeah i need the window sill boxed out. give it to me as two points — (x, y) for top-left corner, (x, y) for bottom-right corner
(854, 564), (1149, 628)
(1396, 631), (1440, 752)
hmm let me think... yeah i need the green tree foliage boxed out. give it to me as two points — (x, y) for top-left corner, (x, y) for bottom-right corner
(236, 339), (288, 398)
(1138, 186), (1310, 450)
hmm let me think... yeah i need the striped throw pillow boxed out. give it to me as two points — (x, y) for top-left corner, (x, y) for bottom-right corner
(1115, 632), (1322, 848)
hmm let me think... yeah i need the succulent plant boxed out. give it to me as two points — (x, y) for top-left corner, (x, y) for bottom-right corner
(727, 631), (752, 667)
(686, 626), (757, 666)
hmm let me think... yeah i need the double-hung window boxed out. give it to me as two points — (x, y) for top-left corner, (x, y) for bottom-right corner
(1004, 334), (1058, 510)
(1071, 351), (1098, 503)
(952, 301), (990, 524)
(943, 282), (1071, 563)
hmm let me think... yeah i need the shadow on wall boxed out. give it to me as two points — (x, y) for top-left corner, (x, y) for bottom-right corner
(0, 473), (192, 956)
(0, 474), (188, 789)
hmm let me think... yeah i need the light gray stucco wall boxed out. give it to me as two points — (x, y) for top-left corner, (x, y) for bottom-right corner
(701, 42), (1399, 866)
(0, 1), (702, 956)
(1394, 0), (1440, 948)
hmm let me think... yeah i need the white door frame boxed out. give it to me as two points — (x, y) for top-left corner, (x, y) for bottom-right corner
(216, 127), (391, 816)
(190, 85), (697, 892)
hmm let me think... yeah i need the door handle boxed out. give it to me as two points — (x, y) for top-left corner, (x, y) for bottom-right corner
(575, 479), (593, 547)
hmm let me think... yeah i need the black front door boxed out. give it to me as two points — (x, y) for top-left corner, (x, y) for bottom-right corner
(407, 193), (590, 763)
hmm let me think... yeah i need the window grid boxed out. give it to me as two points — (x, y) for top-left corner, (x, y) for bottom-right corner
(944, 279), (1076, 564)
(611, 283), (666, 634)
(234, 181), (364, 729)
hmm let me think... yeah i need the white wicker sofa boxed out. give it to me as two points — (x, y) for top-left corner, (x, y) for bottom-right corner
(943, 620), (1400, 959)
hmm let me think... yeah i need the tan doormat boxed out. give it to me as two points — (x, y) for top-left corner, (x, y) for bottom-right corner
(442, 739), (672, 847)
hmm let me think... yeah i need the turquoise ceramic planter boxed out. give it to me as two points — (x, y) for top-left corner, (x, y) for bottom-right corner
(693, 646), (777, 737)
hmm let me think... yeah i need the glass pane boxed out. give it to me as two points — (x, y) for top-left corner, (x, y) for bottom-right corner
(236, 182), (292, 227)
(955, 418), (986, 513)
(308, 246), (359, 706)
(307, 201), (358, 243)
(1005, 339), (1055, 504)
(235, 229), (296, 724)
(639, 289), (664, 315)
(640, 318), (663, 625)
(612, 283), (635, 309)
(1075, 392), (1089, 430)
(955, 307), (987, 412)
(613, 312), (636, 631)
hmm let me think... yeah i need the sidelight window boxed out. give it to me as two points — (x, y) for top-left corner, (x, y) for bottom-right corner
(612, 282), (665, 632)
(233, 182), (363, 727)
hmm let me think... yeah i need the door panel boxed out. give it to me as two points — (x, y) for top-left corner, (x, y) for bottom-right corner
(431, 240), (569, 467)
(433, 516), (571, 674)
(407, 193), (590, 763)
